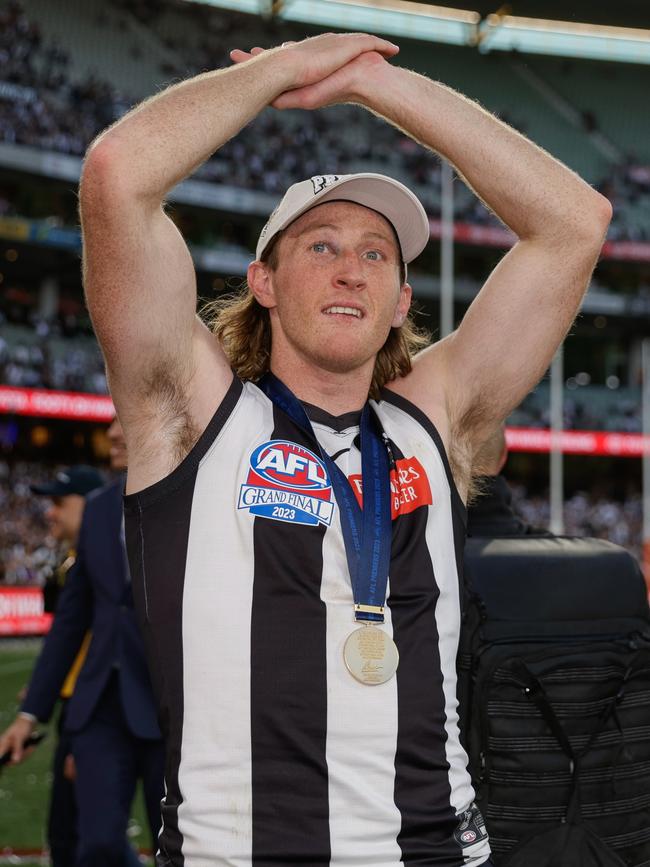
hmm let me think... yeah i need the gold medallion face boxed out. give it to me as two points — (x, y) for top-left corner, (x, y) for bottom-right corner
(343, 625), (399, 685)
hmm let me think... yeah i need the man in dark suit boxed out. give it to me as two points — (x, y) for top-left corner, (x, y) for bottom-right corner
(29, 464), (105, 867)
(467, 425), (549, 538)
(0, 419), (164, 867)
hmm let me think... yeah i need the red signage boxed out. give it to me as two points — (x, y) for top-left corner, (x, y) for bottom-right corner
(0, 588), (53, 636)
(429, 219), (650, 262)
(0, 386), (647, 458)
(506, 427), (650, 458)
(0, 386), (114, 421)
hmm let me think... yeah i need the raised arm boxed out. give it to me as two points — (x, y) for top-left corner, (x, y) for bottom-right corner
(79, 34), (398, 490)
(363, 64), (609, 419)
(362, 61), (611, 479)
(262, 51), (611, 493)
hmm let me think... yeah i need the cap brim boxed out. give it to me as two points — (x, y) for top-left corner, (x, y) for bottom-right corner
(30, 482), (65, 496)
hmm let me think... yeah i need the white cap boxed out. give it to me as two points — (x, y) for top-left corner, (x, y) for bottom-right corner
(256, 173), (430, 265)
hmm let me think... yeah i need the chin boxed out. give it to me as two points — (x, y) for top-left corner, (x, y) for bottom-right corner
(310, 346), (375, 376)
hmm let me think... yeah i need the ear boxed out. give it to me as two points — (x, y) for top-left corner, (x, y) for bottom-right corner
(391, 281), (412, 328)
(247, 260), (276, 309)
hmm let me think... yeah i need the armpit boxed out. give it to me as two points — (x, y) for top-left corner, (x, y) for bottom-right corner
(449, 396), (494, 506)
(139, 362), (201, 468)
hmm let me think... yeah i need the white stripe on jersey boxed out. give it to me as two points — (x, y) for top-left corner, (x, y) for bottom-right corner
(316, 423), (404, 865)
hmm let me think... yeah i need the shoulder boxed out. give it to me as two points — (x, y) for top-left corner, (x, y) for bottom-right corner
(84, 478), (124, 515)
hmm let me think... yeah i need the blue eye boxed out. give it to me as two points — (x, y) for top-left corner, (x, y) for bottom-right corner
(312, 242), (328, 253)
(365, 250), (382, 261)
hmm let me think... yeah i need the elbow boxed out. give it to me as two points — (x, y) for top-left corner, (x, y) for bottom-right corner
(579, 191), (612, 248)
(79, 136), (130, 213)
(553, 191), (611, 257)
(590, 191), (613, 236)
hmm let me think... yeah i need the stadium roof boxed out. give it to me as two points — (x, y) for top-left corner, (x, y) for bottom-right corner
(192, 0), (650, 64)
(411, 0), (650, 31)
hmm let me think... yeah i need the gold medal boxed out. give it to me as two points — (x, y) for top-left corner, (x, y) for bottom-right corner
(343, 624), (399, 685)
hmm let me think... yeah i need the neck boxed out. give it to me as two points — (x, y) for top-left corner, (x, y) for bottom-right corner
(269, 356), (373, 414)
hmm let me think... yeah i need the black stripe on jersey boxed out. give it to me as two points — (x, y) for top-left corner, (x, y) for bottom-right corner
(379, 389), (467, 624)
(124, 376), (243, 864)
(387, 438), (464, 867)
(250, 403), (331, 865)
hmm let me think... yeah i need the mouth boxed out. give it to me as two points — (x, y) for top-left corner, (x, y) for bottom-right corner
(322, 305), (363, 319)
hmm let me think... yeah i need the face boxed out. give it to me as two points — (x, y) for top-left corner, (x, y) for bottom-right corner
(45, 494), (85, 545)
(107, 417), (127, 471)
(249, 201), (412, 378)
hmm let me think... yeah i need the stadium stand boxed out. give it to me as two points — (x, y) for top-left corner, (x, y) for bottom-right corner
(511, 384), (643, 432)
(0, 460), (55, 585)
(2, 0), (650, 234)
(510, 483), (643, 561)
(0, 461), (642, 588)
(1, 0), (650, 588)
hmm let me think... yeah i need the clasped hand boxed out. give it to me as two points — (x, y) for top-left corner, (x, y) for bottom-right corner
(229, 32), (399, 110)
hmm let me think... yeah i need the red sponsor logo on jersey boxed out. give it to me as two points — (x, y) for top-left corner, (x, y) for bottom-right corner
(348, 456), (432, 518)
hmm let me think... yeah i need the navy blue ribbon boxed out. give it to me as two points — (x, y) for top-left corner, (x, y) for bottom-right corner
(258, 373), (392, 623)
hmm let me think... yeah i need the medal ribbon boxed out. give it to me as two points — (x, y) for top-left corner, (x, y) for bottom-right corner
(258, 373), (392, 624)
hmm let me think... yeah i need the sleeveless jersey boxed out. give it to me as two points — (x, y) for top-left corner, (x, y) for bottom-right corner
(124, 377), (491, 867)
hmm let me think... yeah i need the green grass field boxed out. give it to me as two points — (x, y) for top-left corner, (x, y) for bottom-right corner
(0, 640), (152, 864)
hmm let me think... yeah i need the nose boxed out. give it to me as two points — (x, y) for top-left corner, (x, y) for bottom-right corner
(333, 252), (366, 291)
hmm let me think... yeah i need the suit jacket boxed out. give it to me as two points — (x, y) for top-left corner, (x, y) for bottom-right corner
(22, 479), (161, 740)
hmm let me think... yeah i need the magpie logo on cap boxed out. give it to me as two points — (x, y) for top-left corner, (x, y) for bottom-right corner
(311, 175), (340, 194)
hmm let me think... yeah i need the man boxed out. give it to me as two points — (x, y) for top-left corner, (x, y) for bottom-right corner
(31, 465), (105, 867)
(0, 420), (164, 866)
(78, 33), (611, 866)
(35, 466), (105, 614)
(466, 427), (549, 538)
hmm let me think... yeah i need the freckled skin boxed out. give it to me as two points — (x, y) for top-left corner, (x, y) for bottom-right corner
(258, 201), (411, 380)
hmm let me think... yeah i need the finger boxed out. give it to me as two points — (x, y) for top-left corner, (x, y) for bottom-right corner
(250, 47), (265, 55)
(338, 33), (399, 59)
(273, 80), (329, 111)
(229, 49), (252, 63)
(17, 745), (35, 763)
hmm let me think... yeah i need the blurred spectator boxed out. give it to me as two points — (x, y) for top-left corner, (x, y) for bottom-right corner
(1, 297), (107, 393)
(0, 459), (57, 584)
(510, 483), (643, 562)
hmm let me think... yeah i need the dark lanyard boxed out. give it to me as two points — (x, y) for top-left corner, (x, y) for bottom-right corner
(258, 373), (392, 624)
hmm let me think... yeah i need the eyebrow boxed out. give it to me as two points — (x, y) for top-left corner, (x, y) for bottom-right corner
(297, 222), (396, 246)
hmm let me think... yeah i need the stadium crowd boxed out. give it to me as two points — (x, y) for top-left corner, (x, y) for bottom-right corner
(510, 483), (643, 560)
(511, 391), (643, 433)
(0, 313), (108, 394)
(0, 460), (55, 586)
(0, 460), (643, 586)
(1, 0), (649, 237)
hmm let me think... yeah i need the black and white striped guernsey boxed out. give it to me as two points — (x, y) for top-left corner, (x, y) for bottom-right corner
(124, 377), (491, 867)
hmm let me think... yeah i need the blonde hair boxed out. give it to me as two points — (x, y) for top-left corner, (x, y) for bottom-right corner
(201, 238), (431, 399)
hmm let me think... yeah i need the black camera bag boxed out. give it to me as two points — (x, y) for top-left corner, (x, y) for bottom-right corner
(459, 536), (650, 867)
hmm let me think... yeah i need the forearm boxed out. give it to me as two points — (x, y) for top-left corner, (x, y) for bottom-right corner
(83, 51), (292, 203)
(359, 66), (608, 242)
